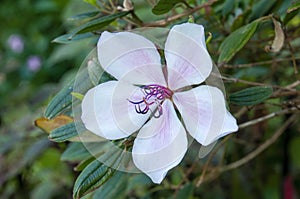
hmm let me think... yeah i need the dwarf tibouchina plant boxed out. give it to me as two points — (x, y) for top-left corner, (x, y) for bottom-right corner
(81, 23), (238, 183)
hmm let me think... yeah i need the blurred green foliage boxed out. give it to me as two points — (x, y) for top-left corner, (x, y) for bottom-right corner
(0, 0), (96, 198)
(1, 0), (300, 198)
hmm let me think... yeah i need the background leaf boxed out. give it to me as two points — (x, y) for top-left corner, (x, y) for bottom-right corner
(69, 11), (130, 39)
(152, 0), (185, 15)
(218, 21), (259, 63)
(52, 33), (96, 44)
(175, 183), (194, 199)
(284, 1), (300, 24)
(92, 172), (127, 199)
(229, 86), (273, 106)
(44, 82), (74, 119)
(61, 142), (94, 162)
(73, 148), (124, 199)
(48, 122), (78, 142)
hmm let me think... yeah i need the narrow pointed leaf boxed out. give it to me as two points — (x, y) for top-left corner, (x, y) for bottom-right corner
(69, 11), (130, 39)
(73, 148), (124, 199)
(248, 0), (276, 21)
(61, 142), (93, 162)
(49, 122), (78, 142)
(44, 81), (74, 119)
(218, 21), (259, 63)
(75, 156), (96, 172)
(287, 2), (300, 13)
(93, 171), (127, 199)
(284, 2), (300, 24)
(52, 33), (96, 44)
(61, 141), (109, 162)
(45, 49), (104, 119)
(229, 86), (273, 106)
(68, 11), (100, 21)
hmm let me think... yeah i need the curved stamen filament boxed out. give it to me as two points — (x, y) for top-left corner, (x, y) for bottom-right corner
(128, 84), (173, 118)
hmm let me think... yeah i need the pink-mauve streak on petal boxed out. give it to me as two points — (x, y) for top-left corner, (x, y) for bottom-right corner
(173, 85), (238, 146)
(165, 23), (212, 90)
(81, 81), (150, 140)
(97, 31), (166, 86)
(132, 100), (187, 183)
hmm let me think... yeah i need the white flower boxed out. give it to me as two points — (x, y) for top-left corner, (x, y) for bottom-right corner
(81, 23), (238, 184)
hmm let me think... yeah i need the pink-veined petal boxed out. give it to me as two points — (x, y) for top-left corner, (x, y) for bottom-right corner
(132, 100), (187, 184)
(173, 85), (238, 146)
(81, 81), (150, 140)
(97, 31), (166, 86)
(165, 23), (212, 90)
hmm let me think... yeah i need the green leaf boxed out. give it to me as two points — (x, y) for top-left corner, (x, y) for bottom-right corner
(284, 2), (300, 24)
(218, 21), (259, 63)
(287, 1), (300, 13)
(73, 148), (123, 199)
(248, 0), (277, 21)
(92, 171), (127, 199)
(44, 81), (74, 119)
(175, 183), (194, 199)
(48, 122), (78, 142)
(69, 11), (130, 39)
(52, 33), (96, 44)
(222, 0), (235, 17)
(231, 10), (251, 31)
(75, 156), (96, 171)
(71, 92), (84, 101)
(229, 86), (273, 106)
(83, 0), (98, 7)
(68, 11), (100, 21)
(45, 48), (107, 120)
(152, 0), (184, 15)
(87, 56), (104, 86)
(61, 142), (93, 162)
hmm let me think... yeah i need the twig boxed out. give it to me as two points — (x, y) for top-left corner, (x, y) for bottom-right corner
(238, 106), (300, 129)
(196, 114), (297, 185)
(221, 75), (299, 92)
(270, 80), (300, 98)
(234, 107), (249, 118)
(220, 57), (300, 69)
(221, 75), (274, 87)
(219, 114), (297, 172)
(195, 135), (233, 187)
(286, 34), (299, 74)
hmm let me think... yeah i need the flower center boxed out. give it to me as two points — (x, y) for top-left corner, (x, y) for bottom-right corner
(128, 84), (173, 118)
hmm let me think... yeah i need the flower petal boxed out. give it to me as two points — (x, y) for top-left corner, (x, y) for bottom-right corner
(173, 85), (238, 146)
(132, 100), (187, 183)
(165, 23), (212, 90)
(81, 81), (150, 140)
(97, 31), (166, 86)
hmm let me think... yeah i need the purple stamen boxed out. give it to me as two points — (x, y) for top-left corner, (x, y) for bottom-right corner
(128, 84), (173, 118)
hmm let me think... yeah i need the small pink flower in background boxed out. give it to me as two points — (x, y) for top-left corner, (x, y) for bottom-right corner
(81, 23), (238, 183)
(27, 55), (42, 72)
(7, 34), (24, 53)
